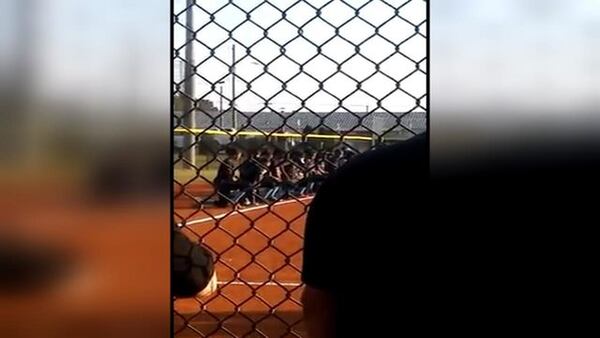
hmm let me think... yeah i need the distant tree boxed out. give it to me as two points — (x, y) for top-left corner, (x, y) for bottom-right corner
(303, 124), (315, 135)
(174, 94), (187, 111)
(317, 126), (329, 134)
(174, 95), (216, 112)
(315, 126), (335, 150)
(198, 135), (220, 156)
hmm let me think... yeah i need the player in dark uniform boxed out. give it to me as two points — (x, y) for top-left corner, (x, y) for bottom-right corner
(264, 149), (286, 200)
(283, 150), (306, 197)
(238, 150), (262, 205)
(325, 148), (343, 174)
(300, 149), (318, 194)
(213, 147), (243, 207)
(308, 151), (328, 191)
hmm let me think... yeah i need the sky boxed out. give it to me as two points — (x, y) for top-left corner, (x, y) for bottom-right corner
(0, 0), (169, 115)
(3, 0), (598, 120)
(173, 0), (427, 114)
(433, 0), (600, 118)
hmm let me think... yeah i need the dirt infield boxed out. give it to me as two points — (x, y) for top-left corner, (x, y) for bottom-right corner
(174, 182), (215, 209)
(174, 188), (313, 337)
(0, 184), (171, 337)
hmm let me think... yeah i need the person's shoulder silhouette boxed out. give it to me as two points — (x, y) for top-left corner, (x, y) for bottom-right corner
(302, 134), (429, 336)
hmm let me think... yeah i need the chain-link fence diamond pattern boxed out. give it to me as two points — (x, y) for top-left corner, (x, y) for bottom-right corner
(174, 0), (427, 336)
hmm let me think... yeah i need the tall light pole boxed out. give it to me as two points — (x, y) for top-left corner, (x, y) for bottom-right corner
(182, 0), (196, 167)
(231, 44), (237, 130)
(218, 81), (225, 128)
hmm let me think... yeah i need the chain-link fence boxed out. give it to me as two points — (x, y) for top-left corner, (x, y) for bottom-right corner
(173, 0), (427, 336)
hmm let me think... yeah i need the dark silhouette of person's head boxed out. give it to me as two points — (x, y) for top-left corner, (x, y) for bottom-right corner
(225, 147), (241, 160)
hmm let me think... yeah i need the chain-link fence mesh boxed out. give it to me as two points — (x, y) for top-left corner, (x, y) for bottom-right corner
(173, 0), (427, 336)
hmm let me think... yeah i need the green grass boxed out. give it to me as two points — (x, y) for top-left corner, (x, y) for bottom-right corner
(174, 167), (217, 184)
(174, 153), (219, 184)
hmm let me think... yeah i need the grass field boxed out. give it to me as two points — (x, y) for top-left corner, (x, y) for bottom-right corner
(174, 153), (219, 184)
(175, 168), (217, 183)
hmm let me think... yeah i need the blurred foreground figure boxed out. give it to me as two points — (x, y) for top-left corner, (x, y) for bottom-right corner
(0, 238), (72, 294)
(173, 229), (217, 298)
(302, 135), (427, 337)
(302, 134), (597, 337)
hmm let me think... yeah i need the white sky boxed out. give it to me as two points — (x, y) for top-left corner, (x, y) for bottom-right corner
(4, 0), (598, 121)
(433, 0), (600, 116)
(0, 0), (169, 114)
(173, 0), (427, 113)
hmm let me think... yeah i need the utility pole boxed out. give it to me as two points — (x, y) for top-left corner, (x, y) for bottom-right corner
(218, 81), (224, 128)
(231, 44), (237, 130)
(182, 0), (196, 167)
